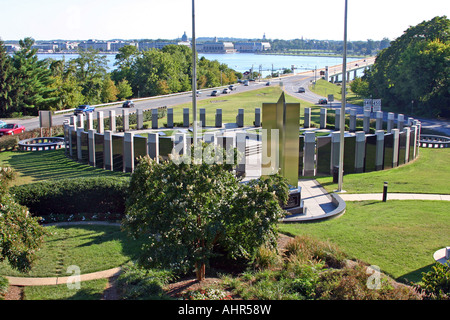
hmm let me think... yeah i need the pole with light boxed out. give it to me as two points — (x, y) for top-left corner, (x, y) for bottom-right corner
(337, 0), (348, 192)
(192, 0), (198, 147)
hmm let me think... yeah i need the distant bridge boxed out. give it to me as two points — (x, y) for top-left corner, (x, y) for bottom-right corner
(324, 56), (376, 83)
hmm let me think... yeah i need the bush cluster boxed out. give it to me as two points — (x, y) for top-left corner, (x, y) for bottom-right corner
(11, 177), (130, 222)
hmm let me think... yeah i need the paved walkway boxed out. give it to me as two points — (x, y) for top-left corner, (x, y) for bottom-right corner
(339, 193), (450, 201)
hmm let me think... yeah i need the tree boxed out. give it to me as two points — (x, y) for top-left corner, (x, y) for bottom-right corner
(101, 74), (119, 103)
(122, 145), (289, 281)
(116, 79), (133, 101)
(0, 167), (47, 272)
(0, 39), (16, 117)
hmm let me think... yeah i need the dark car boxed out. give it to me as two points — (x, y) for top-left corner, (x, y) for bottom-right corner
(0, 123), (25, 136)
(122, 100), (135, 108)
(228, 85), (235, 91)
(74, 105), (95, 115)
(318, 98), (328, 105)
(211, 90), (221, 96)
(298, 87), (305, 93)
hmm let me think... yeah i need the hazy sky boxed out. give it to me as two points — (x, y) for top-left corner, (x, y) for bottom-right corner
(1, 0), (448, 41)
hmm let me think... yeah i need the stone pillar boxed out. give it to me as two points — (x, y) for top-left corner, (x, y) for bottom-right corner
(391, 129), (400, 167)
(152, 109), (158, 129)
(376, 111), (383, 131)
(77, 128), (83, 161)
(109, 110), (116, 132)
(200, 108), (206, 128)
(147, 133), (159, 162)
(387, 112), (395, 133)
(303, 131), (316, 176)
(331, 131), (341, 175)
(69, 115), (76, 126)
(236, 109), (244, 127)
(404, 127), (411, 163)
(375, 130), (385, 171)
(97, 111), (104, 133)
(355, 131), (366, 173)
(88, 129), (96, 166)
(304, 108), (311, 128)
(183, 108), (190, 127)
(167, 108), (174, 128)
(255, 108), (261, 127)
(104, 131), (113, 171)
(320, 108), (327, 129)
(397, 114), (404, 132)
(411, 125), (418, 160)
(174, 133), (187, 156)
(363, 110), (371, 133)
(349, 109), (357, 132)
(68, 125), (75, 157)
(353, 70), (357, 79)
(408, 117), (414, 126)
(124, 132), (134, 173)
(136, 109), (144, 130)
(122, 109), (129, 132)
(204, 131), (217, 144)
(86, 112), (94, 130)
(335, 109), (341, 130)
(77, 114), (84, 130)
(236, 132), (246, 177)
(215, 109), (222, 128)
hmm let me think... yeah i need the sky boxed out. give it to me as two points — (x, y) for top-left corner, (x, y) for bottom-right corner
(0, 0), (449, 42)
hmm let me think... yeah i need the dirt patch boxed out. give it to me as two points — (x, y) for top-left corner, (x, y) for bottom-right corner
(4, 286), (23, 300)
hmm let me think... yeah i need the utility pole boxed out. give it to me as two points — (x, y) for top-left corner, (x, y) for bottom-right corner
(337, 0), (348, 192)
(192, 0), (198, 146)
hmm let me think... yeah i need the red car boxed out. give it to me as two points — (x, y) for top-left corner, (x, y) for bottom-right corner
(0, 123), (25, 136)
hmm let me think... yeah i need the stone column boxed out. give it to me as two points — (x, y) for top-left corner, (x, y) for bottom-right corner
(404, 127), (411, 163)
(349, 109), (357, 132)
(174, 133), (187, 156)
(136, 109), (144, 130)
(387, 112), (395, 133)
(86, 112), (94, 130)
(255, 108), (261, 127)
(124, 132), (134, 173)
(152, 109), (158, 129)
(355, 131), (366, 173)
(397, 114), (404, 132)
(392, 129), (400, 167)
(122, 109), (129, 132)
(320, 108), (327, 129)
(77, 114), (84, 130)
(375, 130), (385, 171)
(204, 131), (217, 144)
(183, 108), (190, 127)
(411, 125), (418, 160)
(88, 129), (96, 166)
(76, 128), (83, 161)
(104, 131), (113, 171)
(109, 110), (116, 132)
(69, 115), (76, 126)
(97, 111), (104, 133)
(376, 111), (383, 131)
(334, 109), (341, 130)
(148, 133), (159, 162)
(236, 132), (247, 177)
(331, 131), (341, 175)
(68, 125), (75, 157)
(236, 109), (244, 127)
(200, 108), (206, 128)
(303, 131), (316, 176)
(408, 117), (414, 127)
(167, 108), (174, 128)
(215, 109), (222, 128)
(304, 108), (311, 129)
(363, 110), (371, 133)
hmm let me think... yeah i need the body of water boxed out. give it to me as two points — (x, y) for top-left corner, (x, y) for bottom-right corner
(37, 52), (359, 77)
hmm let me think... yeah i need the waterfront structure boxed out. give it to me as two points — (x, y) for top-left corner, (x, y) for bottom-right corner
(197, 37), (236, 53)
(234, 41), (271, 53)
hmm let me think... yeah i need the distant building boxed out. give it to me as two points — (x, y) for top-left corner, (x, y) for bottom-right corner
(4, 44), (20, 53)
(234, 42), (271, 53)
(110, 41), (138, 52)
(32, 43), (59, 53)
(78, 40), (111, 52)
(197, 37), (236, 53)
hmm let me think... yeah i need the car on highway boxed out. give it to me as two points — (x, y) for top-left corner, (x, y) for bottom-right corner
(0, 123), (25, 136)
(211, 90), (221, 96)
(122, 100), (135, 108)
(222, 88), (230, 94)
(228, 85), (235, 91)
(266, 82), (271, 86)
(318, 98), (328, 105)
(74, 105), (95, 115)
(298, 87), (305, 93)
(244, 80), (249, 86)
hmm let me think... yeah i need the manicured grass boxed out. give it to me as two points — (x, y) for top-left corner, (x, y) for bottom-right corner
(315, 148), (450, 194)
(279, 200), (450, 283)
(0, 224), (144, 277)
(163, 86), (316, 127)
(0, 149), (129, 186)
(23, 278), (108, 300)
(309, 79), (363, 106)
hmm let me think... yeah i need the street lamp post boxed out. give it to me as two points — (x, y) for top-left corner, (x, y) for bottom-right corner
(192, 0), (198, 147)
(337, 0), (348, 192)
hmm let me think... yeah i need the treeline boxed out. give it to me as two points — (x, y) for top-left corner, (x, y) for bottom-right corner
(0, 39), (241, 118)
(351, 16), (450, 118)
(268, 38), (391, 56)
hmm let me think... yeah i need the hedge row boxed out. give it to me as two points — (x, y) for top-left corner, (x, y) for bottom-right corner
(11, 177), (130, 222)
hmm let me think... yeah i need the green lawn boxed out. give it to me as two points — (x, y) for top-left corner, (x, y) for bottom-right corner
(310, 78), (363, 106)
(315, 148), (450, 194)
(0, 224), (144, 277)
(279, 200), (450, 283)
(0, 149), (129, 186)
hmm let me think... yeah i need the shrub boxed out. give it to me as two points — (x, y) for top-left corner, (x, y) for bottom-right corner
(0, 276), (8, 300)
(0, 135), (19, 151)
(11, 176), (130, 221)
(416, 263), (450, 300)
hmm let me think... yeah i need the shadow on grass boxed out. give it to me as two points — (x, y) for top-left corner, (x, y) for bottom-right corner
(398, 263), (434, 284)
